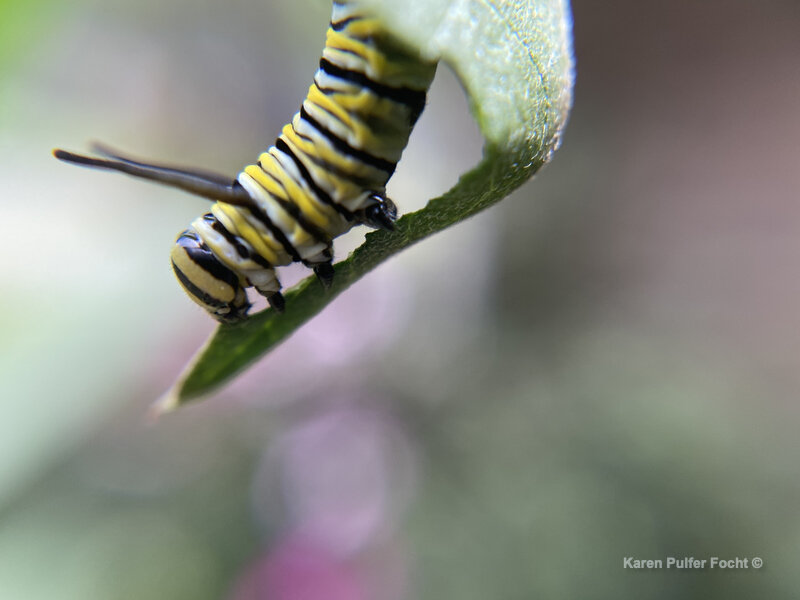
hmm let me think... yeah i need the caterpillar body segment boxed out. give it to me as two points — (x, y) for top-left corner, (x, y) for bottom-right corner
(54, 1), (437, 322)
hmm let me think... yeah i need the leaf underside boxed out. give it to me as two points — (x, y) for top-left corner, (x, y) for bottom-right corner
(160, 0), (574, 411)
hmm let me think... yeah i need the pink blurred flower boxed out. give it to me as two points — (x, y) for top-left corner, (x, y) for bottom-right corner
(229, 535), (366, 600)
(250, 405), (417, 557)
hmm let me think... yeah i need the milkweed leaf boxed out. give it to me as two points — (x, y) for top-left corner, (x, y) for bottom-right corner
(159, 0), (574, 411)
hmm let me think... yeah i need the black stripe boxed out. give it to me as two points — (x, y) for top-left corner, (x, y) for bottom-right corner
(172, 260), (229, 309)
(176, 232), (240, 289)
(209, 217), (273, 269)
(210, 218), (250, 260)
(249, 252), (272, 269)
(300, 105), (396, 174)
(289, 128), (381, 190)
(253, 161), (333, 242)
(275, 137), (355, 221)
(242, 202), (302, 263)
(330, 16), (359, 31)
(206, 216), (270, 268)
(319, 57), (427, 120)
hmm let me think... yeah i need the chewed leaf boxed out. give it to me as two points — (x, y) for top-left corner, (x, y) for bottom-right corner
(159, 0), (574, 411)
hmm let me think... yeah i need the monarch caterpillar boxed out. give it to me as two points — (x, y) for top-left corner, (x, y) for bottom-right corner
(54, 1), (437, 323)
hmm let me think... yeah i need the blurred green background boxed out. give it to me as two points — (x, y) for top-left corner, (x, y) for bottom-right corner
(1, 0), (799, 598)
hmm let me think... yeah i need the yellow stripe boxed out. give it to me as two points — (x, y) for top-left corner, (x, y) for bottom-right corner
(244, 163), (287, 201)
(325, 29), (376, 65)
(324, 87), (396, 117)
(214, 203), (281, 266)
(170, 245), (236, 303)
(243, 164), (315, 248)
(282, 123), (362, 179)
(279, 128), (364, 202)
(261, 149), (334, 230)
(306, 85), (355, 130)
(284, 118), (384, 183)
(194, 212), (248, 272)
(323, 40), (436, 89)
(336, 19), (381, 39)
(305, 86), (402, 161)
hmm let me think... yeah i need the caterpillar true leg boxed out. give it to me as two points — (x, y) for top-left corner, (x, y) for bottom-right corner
(265, 292), (286, 313)
(313, 262), (336, 289)
(301, 247), (335, 289)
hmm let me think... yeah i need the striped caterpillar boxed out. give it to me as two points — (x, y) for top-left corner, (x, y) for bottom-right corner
(55, 1), (437, 322)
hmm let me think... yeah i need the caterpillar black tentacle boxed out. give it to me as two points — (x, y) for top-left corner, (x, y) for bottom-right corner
(52, 146), (254, 208)
(54, 1), (437, 323)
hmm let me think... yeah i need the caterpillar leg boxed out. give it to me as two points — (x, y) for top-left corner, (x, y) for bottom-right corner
(299, 194), (397, 291)
(171, 230), (251, 323)
(358, 193), (397, 231)
(244, 269), (285, 313)
(265, 292), (286, 312)
(250, 285), (285, 313)
(313, 262), (335, 289)
(303, 247), (335, 289)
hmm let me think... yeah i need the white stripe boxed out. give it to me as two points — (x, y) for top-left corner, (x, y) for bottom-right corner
(313, 69), (361, 93)
(191, 217), (243, 267)
(331, 1), (360, 23)
(237, 170), (328, 261)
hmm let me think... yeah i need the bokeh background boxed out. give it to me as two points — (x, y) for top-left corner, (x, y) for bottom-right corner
(2, 0), (799, 598)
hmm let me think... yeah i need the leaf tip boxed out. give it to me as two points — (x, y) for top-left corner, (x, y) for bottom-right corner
(148, 388), (181, 420)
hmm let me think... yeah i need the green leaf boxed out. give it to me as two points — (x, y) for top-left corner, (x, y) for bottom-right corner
(158, 0), (574, 411)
